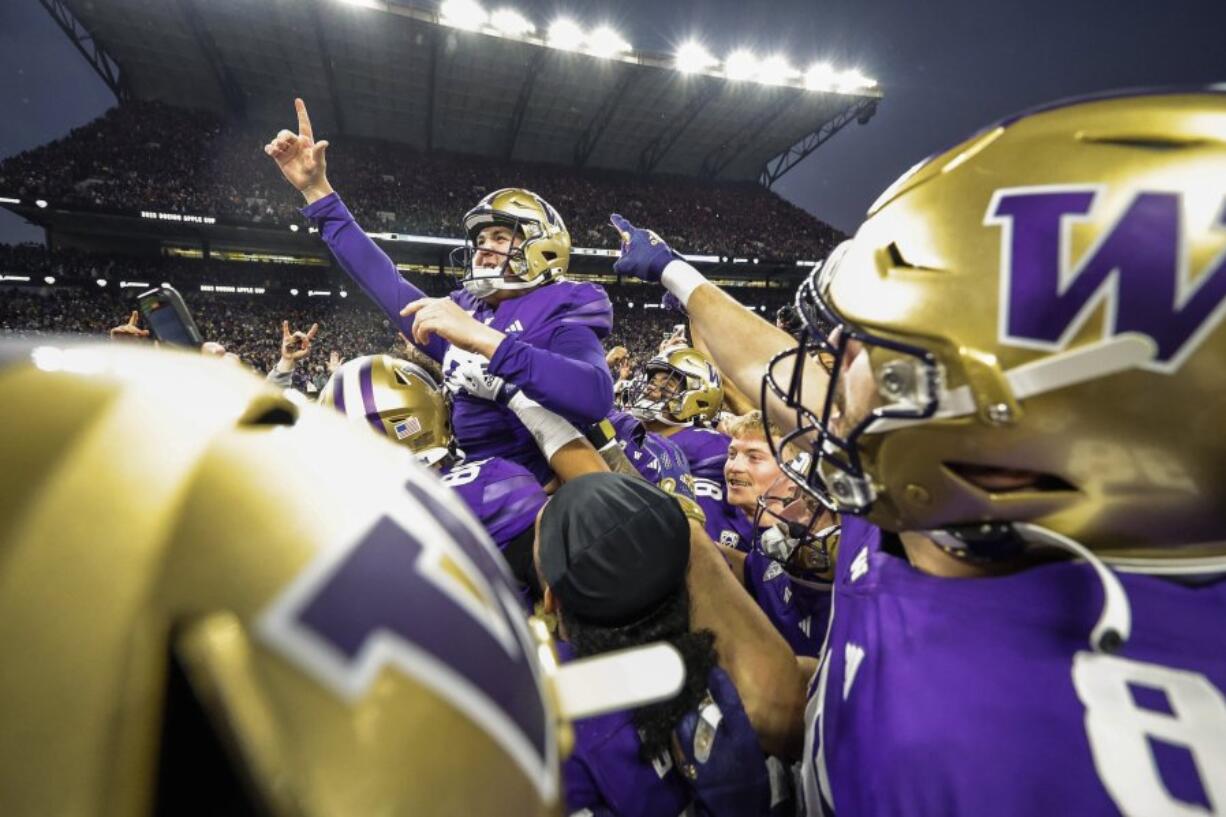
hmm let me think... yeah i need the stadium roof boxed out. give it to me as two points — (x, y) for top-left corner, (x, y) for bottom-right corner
(45, 0), (881, 185)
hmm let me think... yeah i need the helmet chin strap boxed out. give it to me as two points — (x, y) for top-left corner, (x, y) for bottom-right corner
(926, 522), (1132, 653)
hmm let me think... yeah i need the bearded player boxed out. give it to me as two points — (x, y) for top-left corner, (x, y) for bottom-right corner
(614, 90), (1226, 816)
(265, 99), (613, 487)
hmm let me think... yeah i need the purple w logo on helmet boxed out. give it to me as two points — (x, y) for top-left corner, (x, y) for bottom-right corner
(987, 187), (1226, 373)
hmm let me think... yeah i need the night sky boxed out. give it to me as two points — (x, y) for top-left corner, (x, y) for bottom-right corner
(2, 0), (1224, 245)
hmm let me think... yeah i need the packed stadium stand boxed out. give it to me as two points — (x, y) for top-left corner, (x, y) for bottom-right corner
(0, 241), (792, 377)
(1, 0), (875, 385)
(0, 100), (845, 261)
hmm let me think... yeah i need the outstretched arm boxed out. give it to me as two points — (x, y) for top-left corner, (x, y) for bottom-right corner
(265, 98), (444, 361)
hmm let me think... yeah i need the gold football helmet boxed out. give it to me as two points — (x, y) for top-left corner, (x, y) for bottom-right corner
(767, 90), (1226, 566)
(451, 187), (571, 298)
(626, 346), (724, 426)
(319, 354), (452, 467)
(0, 341), (564, 816)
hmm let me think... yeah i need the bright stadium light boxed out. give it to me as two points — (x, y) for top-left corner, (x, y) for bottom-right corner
(290, 288), (299, 296)
(724, 49), (759, 81)
(44, 276), (55, 285)
(289, 224), (300, 232)
(35, 199), (48, 209)
(490, 7), (534, 36)
(546, 17), (583, 50)
(586, 25), (630, 58)
(96, 278), (108, 287)
(757, 55), (797, 85)
(340, 290), (349, 298)
(439, 0), (487, 30)
(836, 69), (877, 91)
(804, 62), (837, 91)
(675, 41), (716, 74)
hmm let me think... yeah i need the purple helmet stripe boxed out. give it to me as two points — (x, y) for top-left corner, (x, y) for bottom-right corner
(358, 357), (385, 436)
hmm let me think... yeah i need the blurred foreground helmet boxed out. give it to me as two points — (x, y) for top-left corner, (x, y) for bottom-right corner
(765, 89), (1226, 567)
(0, 341), (563, 816)
(450, 187), (571, 299)
(626, 346), (723, 426)
(319, 353), (451, 466)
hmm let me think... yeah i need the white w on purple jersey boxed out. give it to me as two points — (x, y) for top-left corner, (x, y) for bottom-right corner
(441, 456), (547, 552)
(803, 515), (1226, 817)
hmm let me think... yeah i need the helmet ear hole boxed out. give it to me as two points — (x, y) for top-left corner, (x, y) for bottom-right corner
(541, 251), (557, 262)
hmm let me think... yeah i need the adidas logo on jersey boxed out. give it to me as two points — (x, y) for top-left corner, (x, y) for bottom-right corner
(506, 319), (524, 333)
(843, 643), (865, 701)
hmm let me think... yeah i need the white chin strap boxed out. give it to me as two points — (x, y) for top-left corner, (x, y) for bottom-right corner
(868, 333), (1157, 434)
(1014, 523), (1133, 653)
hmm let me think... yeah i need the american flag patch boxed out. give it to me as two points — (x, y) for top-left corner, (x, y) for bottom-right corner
(393, 416), (422, 440)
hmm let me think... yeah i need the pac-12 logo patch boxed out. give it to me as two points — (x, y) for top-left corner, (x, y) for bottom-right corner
(986, 186), (1226, 373)
(256, 476), (557, 803)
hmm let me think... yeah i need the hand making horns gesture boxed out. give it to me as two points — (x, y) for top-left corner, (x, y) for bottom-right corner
(265, 98), (334, 203)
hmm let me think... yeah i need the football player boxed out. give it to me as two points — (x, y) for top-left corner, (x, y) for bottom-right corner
(612, 90), (1226, 815)
(0, 340), (569, 816)
(622, 347), (741, 545)
(721, 412), (836, 658)
(319, 353), (606, 598)
(266, 99), (614, 486)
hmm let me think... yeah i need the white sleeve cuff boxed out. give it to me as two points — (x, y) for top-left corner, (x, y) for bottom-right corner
(661, 258), (708, 308)
(506, 392), (584, 462)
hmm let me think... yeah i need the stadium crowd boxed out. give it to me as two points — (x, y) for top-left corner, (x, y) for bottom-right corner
(0, 101), (844, 261)
(0, 242), (794, 384)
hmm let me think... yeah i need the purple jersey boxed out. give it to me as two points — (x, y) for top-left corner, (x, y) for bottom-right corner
(557, 642), (692, 817)
(440, 456), (546, 551)
(303, 193), (613, 483)
(803, 514), (1226, 816)
(606, 410), (693, 492)
(671, 426), (730, 484)
(743, 546), (830, 658)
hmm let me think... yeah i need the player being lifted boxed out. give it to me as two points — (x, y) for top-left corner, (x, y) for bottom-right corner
(614, 90), (1226, 815)
(265, 99), (613, 487)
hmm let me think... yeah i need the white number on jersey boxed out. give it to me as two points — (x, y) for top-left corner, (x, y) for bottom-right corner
(441, 459), (490, 488)
(693, 477), (724, 501)
(1073, 651), (1226, 816)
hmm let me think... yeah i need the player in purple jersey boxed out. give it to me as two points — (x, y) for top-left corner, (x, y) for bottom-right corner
(620, 346), (740, 546)
(265, 100), (613, 485)
(610, 90), (1226, 816)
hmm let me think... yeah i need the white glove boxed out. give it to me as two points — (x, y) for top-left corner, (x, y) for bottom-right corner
(445, 358), (517, 404)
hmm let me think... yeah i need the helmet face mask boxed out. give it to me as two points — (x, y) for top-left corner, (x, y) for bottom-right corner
(449, 188), (571, 300)
(763, 257), (941, 515)
(626, 347), (723, 426)
(754, 470), (839, 582)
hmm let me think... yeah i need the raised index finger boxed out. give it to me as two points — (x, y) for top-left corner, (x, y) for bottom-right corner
(295, 98), (313, 140)
(305, 322), (319, 340)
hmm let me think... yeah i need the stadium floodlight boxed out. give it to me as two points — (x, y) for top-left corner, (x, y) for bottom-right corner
(757, 55), (797, 85)
(546, 16), (583, 49)
(490, 7), (534, 36)
(836, 69), (877, 91)
(675, 41), (716, 74)
(289, 224), (300, 232)
(803, 62), (838, 91)
(340, 290), (349, 298)
(44, 276), (55, 285)
(723, 49), (759, 82)
(0, 196), (20, 205)
(627, 301), (634, 309)
(439, 0), (487, 30)
(290, 288), (299, 296)
(35, 199), (48, 209)
(586, 25), (630, 58)
(96, 278), (108, 287)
